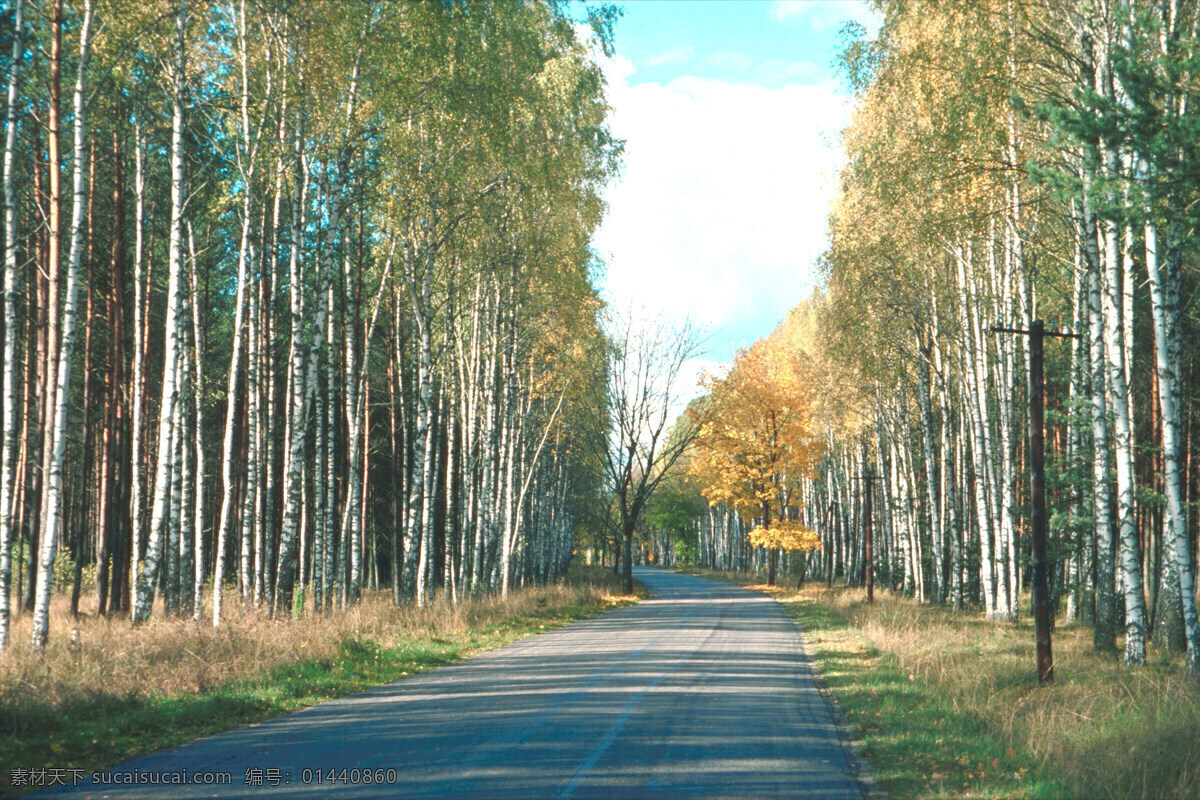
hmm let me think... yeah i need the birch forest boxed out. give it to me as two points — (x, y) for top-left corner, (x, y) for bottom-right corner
(0, 0), (621, 653)
(7, 0), (1200, 693)
(644, 0), (1200, 677)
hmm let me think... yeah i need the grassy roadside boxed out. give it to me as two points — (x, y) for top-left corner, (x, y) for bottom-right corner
(0, 565), (645, 798)
(681, 565), (1199, 800)
(781, 588), (1066, 799)
(790, 587), (1200, 800)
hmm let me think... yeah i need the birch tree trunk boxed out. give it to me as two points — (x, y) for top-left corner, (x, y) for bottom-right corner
(242, 267), (260, 603)
(956, 243), (997, 617)
(32, 0), (65, 625)
(133, 0), (186, 624)
(413, 312), (435, 606)
(1146, 215), (1200, 672)
(212, 198), (251, 616)
(340, 243), (362, 603)
(213, 0), (268, 625)
(275, 110), (311, 617)
(0, 0), (25, 653)
(321, 282), (337, 611)
(1102, 216), (1147, 665)
(992, 232), (1018, 620)
(187, 223), (206, 621)
(129, 120), (147, 613)
(946, 405), (964, 611)
(1095, 17), (1148, 666)
(335, 236), (392, 606)
(916, 332), (942, 603)
(32, 0), (94, 646)
(276, 33), (363, 614)
(1067, 215), (1091, 623)
(171, 354), (190, 617)
(389, 293), (407, 605)
(1083, 174), (1117, 650)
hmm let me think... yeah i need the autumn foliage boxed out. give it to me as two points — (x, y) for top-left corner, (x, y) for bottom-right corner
(689, 331), (824, 584)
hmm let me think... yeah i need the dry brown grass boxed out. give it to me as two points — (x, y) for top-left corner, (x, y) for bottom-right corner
(0, 564), (639, 798)
(0, 567), (623, 710)
(803, 585), (1200, 800)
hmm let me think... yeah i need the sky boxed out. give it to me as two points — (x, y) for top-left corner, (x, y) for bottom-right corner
(585, 0), (882, 402)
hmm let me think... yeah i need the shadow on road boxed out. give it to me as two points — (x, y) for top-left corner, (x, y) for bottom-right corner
(38, 568), (864, 800)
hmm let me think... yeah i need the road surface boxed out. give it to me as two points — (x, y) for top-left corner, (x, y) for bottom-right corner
(38, 568), (866, 799)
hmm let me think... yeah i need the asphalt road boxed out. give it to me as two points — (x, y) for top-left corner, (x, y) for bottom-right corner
(38, 568), (866, 799)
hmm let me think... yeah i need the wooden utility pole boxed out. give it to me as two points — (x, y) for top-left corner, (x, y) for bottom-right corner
(1028, 320), (1053, 684)
(852, 470), (878, 603)
(824, 499), (835, 588)
(992, 319), (1078, 685)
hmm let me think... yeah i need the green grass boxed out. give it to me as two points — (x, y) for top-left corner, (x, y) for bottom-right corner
(781, 592), (1066, 799)
(674, 565), (1199, 800)
(0, 569), (643, 797)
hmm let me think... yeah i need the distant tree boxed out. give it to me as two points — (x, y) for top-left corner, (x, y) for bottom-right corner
(690, 337), (823, 586)
(642, 475), (706, 565)
(599, 312), (705, 594)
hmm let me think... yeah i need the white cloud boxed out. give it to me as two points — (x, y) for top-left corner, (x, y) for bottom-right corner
(643, 47), (693, 68)
(592, 50), (851, 407)
(769, 0), (882, 37)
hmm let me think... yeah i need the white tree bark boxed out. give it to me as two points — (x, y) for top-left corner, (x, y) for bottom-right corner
(0, 0), (26, 653)
(337, 238), (394, 605)
(322, 282), (337, 610)
(1084, 182), (1117, 649)
(505, 385), (567, 599)
(340, 244), (362, 600)
(991, 232), (1018, 620)
(1101, 218), (1147, 665)
(916, 330), (943, 604)
(1066, 214), (1090, 623)
(1145, 216), (1200, 672)
(242, 267), (260, 603)
(213, 0), (267, 626)
(187, 222), (206, 621)
(275, 110), (311, 617)
(275, 32), (364, 614)
(955, 242), (996, 617)
(1094, 11), (1148, 666)
(411, 299), (435, 606)
(31, 0), (94, 646)
(169, 359), (188, 616)
(129, 120), (147, 613)
(133, 0), (186, 624)
(211, 245), (250, 614)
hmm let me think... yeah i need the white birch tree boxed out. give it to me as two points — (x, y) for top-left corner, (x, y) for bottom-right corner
(0, 0), (25, 653)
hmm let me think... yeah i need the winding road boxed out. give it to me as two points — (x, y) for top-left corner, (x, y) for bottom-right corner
(40, 568), (866, 799)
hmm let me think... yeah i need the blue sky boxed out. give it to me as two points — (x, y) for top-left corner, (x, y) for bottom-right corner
(586, 0), (880, 403)
(607, 0), (863, 88)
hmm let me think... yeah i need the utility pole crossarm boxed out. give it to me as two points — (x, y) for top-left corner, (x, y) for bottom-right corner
(989, 325), (1081, 340)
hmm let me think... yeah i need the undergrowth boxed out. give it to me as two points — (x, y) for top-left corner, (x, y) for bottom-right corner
(781, 585), (1199, 799)
(0, 564), (642, 797)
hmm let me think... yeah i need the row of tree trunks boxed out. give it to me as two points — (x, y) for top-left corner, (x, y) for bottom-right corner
(0, 1), (618, 652)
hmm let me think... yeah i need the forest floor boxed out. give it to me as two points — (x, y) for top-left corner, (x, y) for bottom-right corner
(675, 567), (1200, 800)
(0, 564), (645, 798)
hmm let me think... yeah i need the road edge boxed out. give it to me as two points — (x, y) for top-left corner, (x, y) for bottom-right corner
(776, 595), (887, 800)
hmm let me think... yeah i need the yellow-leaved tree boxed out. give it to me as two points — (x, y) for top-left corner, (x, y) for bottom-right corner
(689, 333), (824, 586)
